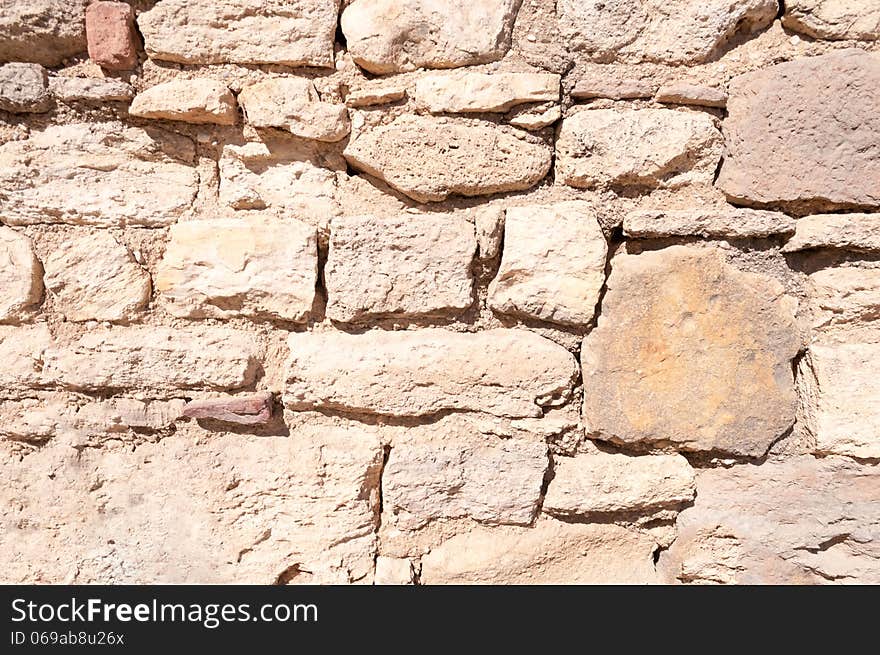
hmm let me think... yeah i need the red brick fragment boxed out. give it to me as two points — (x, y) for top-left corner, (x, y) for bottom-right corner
(86, 1), (138, 70)
(181, 392), (274, 426)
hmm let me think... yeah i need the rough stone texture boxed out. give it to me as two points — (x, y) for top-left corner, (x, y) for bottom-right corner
(414, 71), (559, 113)
(344, 115), (551, 202)
(506, 103), (561, 130)
(50, 76), (134, 103)
(783, 214), (880, 254)
(85, 1), (137, 70)
(556, 108), (722, 189)
(543, 451), (695, 517)
(156, 218), (317, 322)
(130, 79), (238, 125)
(783, 1), (880, 41)
(624, 208), (796, 239)
(0, 122), (198, 227)
(655, 83), (727, 108)
(0, 0), (87, 66)
(238, 77), (349, 141)
(717, 50), (880, 213)
(285, 328), (578, 419)
(421, 519), (659, 584)
(181, 392), (273, 426)
(0, 326), (53, 389)
(488, 202), (607, 326)
(374, 557), (415, 585)
(806, 267), (880, 333)
(346, 82), (407, 108)
(137, 0), (339, 67)
(42, 231), (150, 323)
(341, 0), (520, 74)
(571, 76), (656, 100)
(383, 438), (547, 530)
(0, 227), (42, 323)
(582, 247), (800, 457)
(661, 457), (880, 584)
(799, 343), (880, 459)
(0, 63), (52, 113)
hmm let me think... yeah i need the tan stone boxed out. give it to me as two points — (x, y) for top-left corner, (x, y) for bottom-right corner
(50, 76), (134, 103)
(543, 451), (695, 517)
(74, 398), (185, 433)
(137, 0), (339, 67)
(474, 206), (505, 261)
(43, 327), (259, 393)
(571, 76), (656, 100)
(488, 202), (607, 327)
(0, 63), (52, 113)
(374, 557), (415, 585)
(414, 71), (559, 113)
(582, 246), (801, 457)
(129, 79), (238, 125)
(783, 1), (880, 41)
(655, 83), (727, 108)
(0, 123), (198, 227)
(238, 77), (350, 142)
(341, 0), (520, 74)
(420, 519), (659, 584)
(0, 227), (42, 323)
(660, 457), (880, 584)
(717, 50), (880, 213)
(783, 214), (880, 254)
(345, 82), (407, 108)
(42, 231), (150, 323)
(806, 267), (880, 333)
(506, 103), (561, 131)
(344, 115), (551, 203)
(285, 328), (578, 419)
(325, 214), (475, 323)
(624, 208), (796, 239)
(0, 325), (52, 389)
(0, 397), (70, 443)
(156, 218), (318, 322)
(556, 108), (722, 189)
(0, 0), (87, 66)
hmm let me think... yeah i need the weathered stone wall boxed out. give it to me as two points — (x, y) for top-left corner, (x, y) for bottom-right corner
(0, 0), (878, 584)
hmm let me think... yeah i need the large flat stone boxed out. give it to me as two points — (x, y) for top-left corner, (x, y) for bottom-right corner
(414, 71), (559, 113)
(624, 208), (796, 239)
(783, 1), (880, 41)
(129, 78), (238, 125)
(783, 214), (880, 254)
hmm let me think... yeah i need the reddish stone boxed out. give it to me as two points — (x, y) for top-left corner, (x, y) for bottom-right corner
(181, 392), (274, 426)
(86, 1), (137, 70)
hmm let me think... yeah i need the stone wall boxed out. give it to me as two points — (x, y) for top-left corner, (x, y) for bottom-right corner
(0, 0), (878, 584)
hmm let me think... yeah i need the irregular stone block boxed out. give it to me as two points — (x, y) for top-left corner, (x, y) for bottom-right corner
(488, 202), (607, 326)
(156, 217), (317, 322)
(0, 122), (198, 227)
(344, 115), (551, 203)
(325, 213), (475, 323)
(238, 77), (349, 141)
(0, 325), (52, 389)
(182, 392), (273, 426)
(655, 83), (727, 108)
(0, 0), (87, 66)
(285, 328), (578, 419)
(50, 77), (134, 103)
(474, 206), (505, 261)
(783, 0), (880, 41)
(414, 71), (559, 113)
(0, 63), (52, 113)
(806, 267), (880, 332)
(0, 226), (42, 323)
(86, 1), (137, 70)
(75, 398), (185, 433)
(582, 246), (801, 457)
(345, 82), (406, 108)
(341, 0), (520, 74)
(783, 214), (880, 254)
(556, 108), (722, 189)
(138, 0), (339, 67)
(130, 78), (238, 125)
(624, 208), (796, 239)
(717, 50), (880, 213)
(374, 557), (415, 585)
(571, 76), (656, 100)
(660, 457), (880, 583)
(506, 103), (561, 131)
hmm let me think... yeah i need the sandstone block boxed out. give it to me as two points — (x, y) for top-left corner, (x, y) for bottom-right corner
(414, 71), (559, 113)
(0, 0), (86, 66)
(571, 76), (656, 100)
(130, 79), (238, 125)
(182, 392), (273, 426)
(0, 227), (42, 323)
(556, 108), (722, 189)
(474, 206), (505, 261)
(238, 77), (349, 141)
(806, 267), (880, 333)
(582, 246), (800, 457)
(374, 557), (415, 585)
(783, 214), (880, 254)
(138, 0), (339, 67)
(341, 0), (519, 74)
(345, 83), (406, 108)
(0, 123), (198, 227)
(0, 326), (52, 389)
(75, 398), (185, 433)
(717, 50), (880, 213)
(506, 103), (561, 131)
(343, 115), (551, 203)
(50, 77), (134, 103)
(624, 208), (796, 239)
(325, 214), (475, 323)
(783, 1), (880, 41)
(285, 328), (578, 419)
(0, 63), (51, 113)
(655, 83), (727, 108)
(488, 202), (607, 327)
(86, 1), (137, 70)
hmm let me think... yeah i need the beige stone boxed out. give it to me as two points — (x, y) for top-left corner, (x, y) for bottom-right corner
(341, 0), (520, 74)
(0, 325), (52, 389)
(488, 202), (607, 327)
(74, 398), (185, 433)
(571, 76), (656, 100)
(717, 50), (880, 213)
(0, 123), (198, 227)
(0, 227), (42, 323)
(383, 438), (547, 530)
(156, 218), (318, 322)
(0, 397), (71, 443)
(582, 246), (800, 457)
(42, 231), (150, 323)
(543, 451), (695, 517)
(474, 206), (505, 261)
(129, 79), (238, 125)
(345, 82), (407, 108)
(50, 76), (134, 103)
(806, 267), (880, 333)
(0, 0), (87, 66)
(655, 83), (727, 108)
(43, 327), (259, 393)
(660, 457), (880, 584)
(420, 519), (659, 584)
(0, 63), (52, 113)
(783, 214), (880, 253)
(506, 103), (561, 131)
(374, 556), (415, 585)
(556, 108), (722, 189)
(137, 0), (339, 67)
(783, 1), (880, 41)
(624, 208), (796, 239)
(414, 71), (559, 113)
(285, 328), (578, 419)
(238, 77), (350, 142)
(344, 115), (551, 203)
